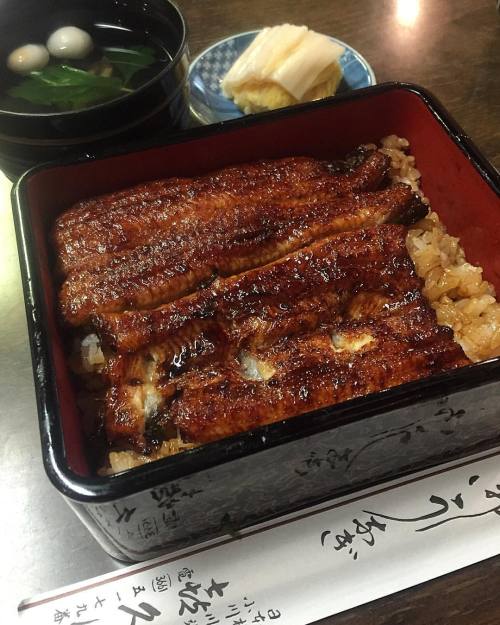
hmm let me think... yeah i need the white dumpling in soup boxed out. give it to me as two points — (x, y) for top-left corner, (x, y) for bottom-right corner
(47, 26), (94, 60)
(7, 44), (49, 74)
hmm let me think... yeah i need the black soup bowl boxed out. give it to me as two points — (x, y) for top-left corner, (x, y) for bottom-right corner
(0, 0), (189, 179)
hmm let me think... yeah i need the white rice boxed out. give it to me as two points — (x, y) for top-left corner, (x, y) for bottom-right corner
(103, 436), (196, 475)
(381, 134), (500, 362)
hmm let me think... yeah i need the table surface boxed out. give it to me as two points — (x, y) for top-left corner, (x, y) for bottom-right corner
(1, 0), (499, 622)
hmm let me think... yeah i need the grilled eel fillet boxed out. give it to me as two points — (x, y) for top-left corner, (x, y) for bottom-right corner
(95, 225), (469, 451)
(59, 182), (427, 326)
(173, 302), (468, 443)
(94, 221), (424, 353)
(54, 150), (389, 276)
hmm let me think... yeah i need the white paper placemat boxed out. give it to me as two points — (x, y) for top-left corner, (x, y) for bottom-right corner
(18, 448), (500, 624)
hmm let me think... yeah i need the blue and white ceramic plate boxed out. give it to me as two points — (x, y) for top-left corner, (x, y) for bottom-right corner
(188, 30), (376, 125)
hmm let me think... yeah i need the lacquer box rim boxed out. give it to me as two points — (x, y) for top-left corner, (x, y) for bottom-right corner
(12, 81), (500, 504)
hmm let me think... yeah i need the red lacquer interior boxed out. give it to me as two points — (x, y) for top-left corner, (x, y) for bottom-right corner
(24, 87), (500, 477)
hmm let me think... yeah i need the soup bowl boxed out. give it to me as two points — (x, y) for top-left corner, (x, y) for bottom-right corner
(0, 0), (189, 179)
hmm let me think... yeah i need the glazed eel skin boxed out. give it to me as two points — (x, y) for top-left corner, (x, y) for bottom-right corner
(59, 182), (425, 326)
(95, 225), (468, 451)
(54, 150), (389, 276)
(52, 149), (468, 458)
(56, 150), (432, 327)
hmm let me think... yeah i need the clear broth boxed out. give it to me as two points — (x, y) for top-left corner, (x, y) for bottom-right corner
(0, 21), (171, 114)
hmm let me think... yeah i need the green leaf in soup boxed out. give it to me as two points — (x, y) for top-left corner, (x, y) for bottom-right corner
(8, 65), (125, 111)
(104, 45), (156, 85)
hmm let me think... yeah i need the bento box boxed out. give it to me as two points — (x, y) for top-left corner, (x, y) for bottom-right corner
(12, 82), (500, 562)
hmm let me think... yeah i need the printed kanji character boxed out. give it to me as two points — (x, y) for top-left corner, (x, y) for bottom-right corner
(365, 494), (450, 523)
(76, 605), (87, 617)
(162, 509), (179, 527)
(225, 604), (240, 618)
(326, 447), (352, 469)
(485, 488), (500, 500)
(435, 407), (465, 423)
(352, 516), (387, 547)
(151, 574), (171, 593)
(204, 578), (229, 599)
(178, 581), (211, 615)
(138, 517), (158, 540)
(118, 602), (162, 624)
(113, 503), (136, 523)
(133, 585), (146, 597)
(94, 596), (106, 609)
(332, 529), (355, 551)
(295, 451), (323, 475)
(177, 567), (194, 582)
(305, 451), (322, 469)
(451, 493), (464, 509)
(151, 484), (181, 508)
(267, 609), (281, 620)
(182, 488), (203, 499)
(251, 612), (266, 623)
(54, 609), (70, 623)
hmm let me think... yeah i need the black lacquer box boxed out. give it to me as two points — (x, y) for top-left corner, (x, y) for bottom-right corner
(12, 83), (500, 561)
